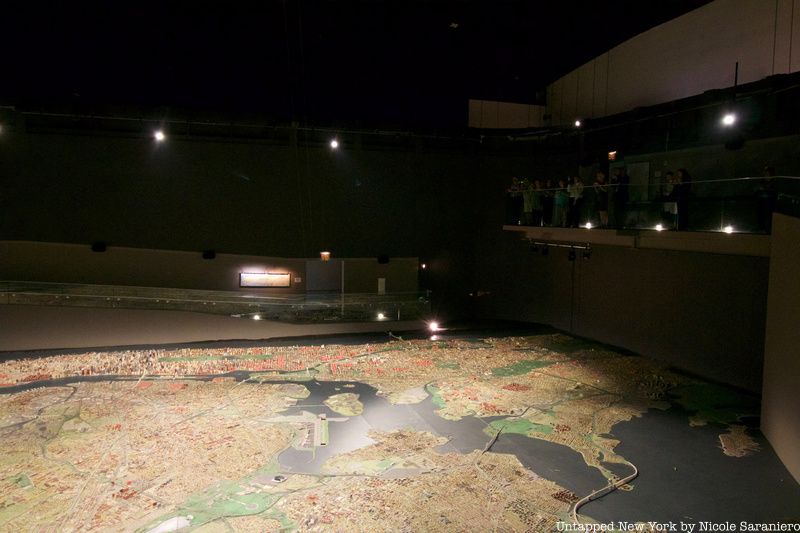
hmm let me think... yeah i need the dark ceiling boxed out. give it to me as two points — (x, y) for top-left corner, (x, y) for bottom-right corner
(3, 1), (710, 128)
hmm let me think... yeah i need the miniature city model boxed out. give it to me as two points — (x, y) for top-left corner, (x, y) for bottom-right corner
(0, 333), (797, 531)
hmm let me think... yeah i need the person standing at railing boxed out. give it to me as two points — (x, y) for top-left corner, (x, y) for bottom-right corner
(610, 167), (630, 228)
(568, 176), (584, 227)
(657, 171), (677, 228)
(755, 165), (777, 233)
(531, 179), (545, 227)
(553, 178), (570, 228)
(661, 170), (675, 198)
(593, 171), (609, 227)
(521, 179), (534, 226)
(668, 168), (692, 230)
(542, 179), (555, 226)
(506, 177), (523, 225)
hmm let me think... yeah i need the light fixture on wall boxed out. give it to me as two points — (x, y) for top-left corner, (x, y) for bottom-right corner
(154, 130), (166, 142)
(320, 251), (331, 261)
(330, 139), (339, 149)
(721, 113), (737, 126)
(574, 119), (582, 128)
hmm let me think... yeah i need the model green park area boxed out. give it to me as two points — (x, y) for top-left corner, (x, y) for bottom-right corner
(491, 360), (553, 376)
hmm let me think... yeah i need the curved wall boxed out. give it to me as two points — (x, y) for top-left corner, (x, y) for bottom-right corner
(546, 0), (800, 125)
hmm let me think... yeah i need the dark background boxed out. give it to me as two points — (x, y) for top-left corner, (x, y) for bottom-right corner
(2, 1), (709, 127)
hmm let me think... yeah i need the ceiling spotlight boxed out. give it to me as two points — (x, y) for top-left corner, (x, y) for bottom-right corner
(655, 223), (664, 232)
(723, 225), (734, 234)
(330, 139), (339, 149)
(721, 113), (736, 126)
(574, 119), (582, 128)
(154, 130), (166, 142)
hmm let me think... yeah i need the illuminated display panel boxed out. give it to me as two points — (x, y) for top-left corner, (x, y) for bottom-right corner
(239, 272), (291, 288)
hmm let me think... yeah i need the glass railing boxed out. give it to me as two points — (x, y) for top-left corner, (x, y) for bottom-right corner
(0, 281), (431, 323)
(505, 176), (800, 234)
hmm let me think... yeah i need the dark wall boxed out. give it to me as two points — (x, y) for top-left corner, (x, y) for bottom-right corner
(0, 241), (420, 294)
(762, 213), (800, 482)
(472, 230), (769, 392)
(0, 129), (535, 316)
(1, 131), (448, 257)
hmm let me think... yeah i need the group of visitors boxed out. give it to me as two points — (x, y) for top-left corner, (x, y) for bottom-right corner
(506, 168), (631, 229)
(507, 164), (782, 233)
(653, 168), (692, 231)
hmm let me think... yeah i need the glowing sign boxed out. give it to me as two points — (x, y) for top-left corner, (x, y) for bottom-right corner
(239, 272), (291, 288)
